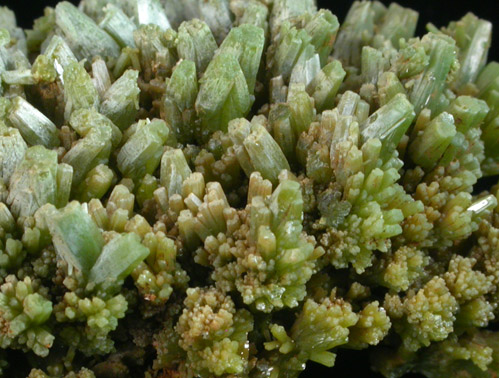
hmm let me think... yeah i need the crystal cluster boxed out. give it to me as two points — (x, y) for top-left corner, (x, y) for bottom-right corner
(0, 0), (498, 377)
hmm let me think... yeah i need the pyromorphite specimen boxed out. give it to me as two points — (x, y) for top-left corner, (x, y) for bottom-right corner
(0, 1), (499, 378)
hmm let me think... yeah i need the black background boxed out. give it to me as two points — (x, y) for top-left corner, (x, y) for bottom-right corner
(3, 0), (499, 63)
(2, 0), (499, 62)
(1, 0), (498, 377)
